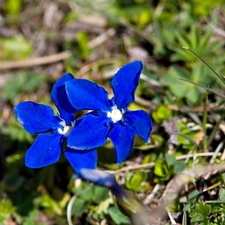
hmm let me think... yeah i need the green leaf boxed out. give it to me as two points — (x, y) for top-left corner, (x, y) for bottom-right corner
(162, 66), (190, 99)
(162, 62), (212, 105)
(139, 9), (152, 27)
(154, 159), (170, 180)
(165, 154), (185, 174)
(219, 188), (225, 201)
(142, 153), (157, 164)
(188, 190), (200, 201)
(189, 203), (211, 224)
(92, 186), (109, 204)
(1, 36), (32, 60)
(40, 194), (62, 215)
(72, 181), (95, 202)
(71, 197), (89, 217)
(174, 161), (186, 174)
(190, 25), (199, 50)
(76, 31), (91, 58)
(108, 207), (130, 225)
(165, 154), (176, 168)
(176, 120), (196, 147)
(23, 209), (47, 225)
(126, 171), (147, 191)
(1, 119), (33, 143)
(96, 197), (113, 214)
(0, 199), (16, 222)
(130, 172), (146, 186)
(3, 72), (45, 101)
(152, 104), (172, 124)
(5, 0), (23, 16)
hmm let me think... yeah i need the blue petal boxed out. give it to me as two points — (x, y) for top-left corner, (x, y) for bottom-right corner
(25, 134), (62, 168)
(65, 148), (97, 172)
(111, 61), (143, 109)
(108, 123), (135, 164)
(51, 73), (76, 125)
(66, 79), (111, 111)
(123, 110), (152, 142)
(75, 169), (127, 198)
(76, 169), (118, 188)
(67, 113), (110, 149)
(14, 101), (60, 134)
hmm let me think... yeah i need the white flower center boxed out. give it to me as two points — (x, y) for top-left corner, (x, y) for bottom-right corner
(107, 107), (123, 123)
(57, 121), (72, 136)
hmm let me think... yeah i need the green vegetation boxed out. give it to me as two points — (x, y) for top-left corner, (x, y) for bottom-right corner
(1, 0), (225, 224)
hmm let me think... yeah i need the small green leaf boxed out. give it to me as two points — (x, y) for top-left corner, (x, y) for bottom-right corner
(188, 190), (200, 201)
(76, 31), (91, 58)
(174, 161), (186, 174)
(189, 203), (211, 224)
(219, 188), (225, 201)
(71, 197), (89, 217)
(152, 104), (172, 124)
(165, 154), (176, 167)
(3, 72), (45, 101)
(40, 194), (62, 215)
(92, 186), (109, 204)
(96, 197), (113, 214)
(154, 160), (170, 179)
(1, 36), (32, 60)
(108, 207), (130, 225)
(0, 199), (16, 222)
(5, 0), (23, 16)
(142, 153), (157, 164)
(126, 171), (147, 191)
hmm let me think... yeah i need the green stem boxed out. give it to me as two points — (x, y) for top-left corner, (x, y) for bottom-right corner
(202, 93), (208, 150)
(183, 46), (225, 86)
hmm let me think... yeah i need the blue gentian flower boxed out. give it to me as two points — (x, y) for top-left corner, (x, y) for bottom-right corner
(64, 61), (152, 163)
(14, 73), (97, 171)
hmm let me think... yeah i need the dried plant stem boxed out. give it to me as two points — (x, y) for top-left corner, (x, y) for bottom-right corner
(110, 152), (219, 175)
(143, 184), (161, 205)
(167, 208), (177, 225)
(0, 51), (70, 70)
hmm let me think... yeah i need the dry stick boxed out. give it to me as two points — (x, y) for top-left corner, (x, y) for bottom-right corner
(203, 141), (225, 180)
(0, 51), (70, 70)
(143, 183), (160, 205)
(207, 20), (225, 38)
(88, 28), (116, 48)
(210, 141), (224, 164)
(109, 152), (219, 175)
(0, 28), (114, 71)
(167, 208), (177, 225)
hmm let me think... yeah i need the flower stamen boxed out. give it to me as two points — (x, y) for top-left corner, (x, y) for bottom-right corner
(57, 120), (73, 136)
(107, 106), (123, 123)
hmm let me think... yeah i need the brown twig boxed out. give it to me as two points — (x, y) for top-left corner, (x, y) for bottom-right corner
(0, 51), (70, 70)
(109, 152), (220, 175)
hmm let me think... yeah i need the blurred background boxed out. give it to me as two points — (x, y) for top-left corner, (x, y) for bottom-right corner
(1, 0), (225, 224)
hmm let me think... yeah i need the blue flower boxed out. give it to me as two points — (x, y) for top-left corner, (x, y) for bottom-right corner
(64, 61), (152, 163)
(14, 73), (97, 171)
